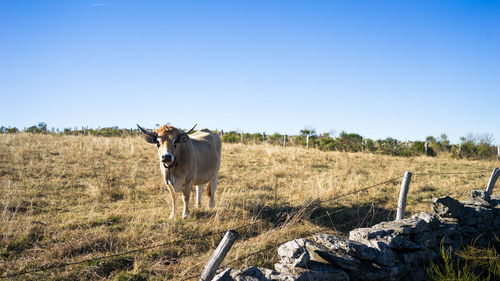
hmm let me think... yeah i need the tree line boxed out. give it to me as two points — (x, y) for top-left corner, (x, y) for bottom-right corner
(1, 122), (498, 160)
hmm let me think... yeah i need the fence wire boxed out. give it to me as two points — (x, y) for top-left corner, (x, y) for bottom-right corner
(178, 216), (371, 281)
(1, 168), (494, 280)
(0, 220), (262, 279)
(178, 168), (495, 280)
(413, 170), (490, 176)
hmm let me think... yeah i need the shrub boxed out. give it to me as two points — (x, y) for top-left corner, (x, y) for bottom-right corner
(221, 131), (240, 143)
(318, 137), (336, 151)
(364, 139), (376, 153)
(427, 239), (500, 281)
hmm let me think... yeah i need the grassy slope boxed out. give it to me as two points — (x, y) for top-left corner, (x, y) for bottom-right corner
(0, 133), (498, 280)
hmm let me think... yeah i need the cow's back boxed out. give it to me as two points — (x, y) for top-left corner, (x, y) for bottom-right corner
(189, 129), (221, 183)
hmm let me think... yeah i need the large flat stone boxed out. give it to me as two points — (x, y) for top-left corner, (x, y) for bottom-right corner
(314, 249), (361, 271)
(275, 260), (349, 281)
(313, 234), (379, 262)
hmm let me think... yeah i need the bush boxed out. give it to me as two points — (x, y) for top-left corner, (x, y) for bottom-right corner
(364, 139), (376, 153)
(268, 133), (284, 145)
(318, 137), (336, 151)
(221, 131), (240, 143)
(337, 131), (363, 152)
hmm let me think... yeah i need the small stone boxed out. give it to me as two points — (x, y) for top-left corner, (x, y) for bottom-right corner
(411, 231), (437, 248)
(232, 267), (271, 281)
(469, 190), (490, 202)
(213, 268), (236, 281)
(399, 250), (433, 265)
(411, 212), (441, 230)
(432, 196), (464, 218)
(277, 239), (311, 268)
(461, 225), (477, 235)
(369, 241), (398, 266)
(261, 268), (297, 281)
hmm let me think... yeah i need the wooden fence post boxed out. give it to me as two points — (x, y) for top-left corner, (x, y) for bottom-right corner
(425, 141), (429, 156)
(199, 230), (239, 281)
(306, 135), (309, 148)
(241, 132), (243, 143)
(362, 139), (365, 153)
(283, 134), (287, 147)
(262, 133), (266, 144)
(497, 146), (500, 161)
(485, 168), (500, 195)
(396, 171), (412, 220)
(393, 139), (398, 155)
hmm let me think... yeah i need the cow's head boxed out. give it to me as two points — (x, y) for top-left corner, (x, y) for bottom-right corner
(137, 124), (196, 167)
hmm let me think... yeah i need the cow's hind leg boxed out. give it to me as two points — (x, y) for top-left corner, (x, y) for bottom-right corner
(196, 184), (204, 208)
(207, 178), (217, 208)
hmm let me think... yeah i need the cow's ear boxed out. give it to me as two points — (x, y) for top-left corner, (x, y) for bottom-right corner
(180, 134), (189, 143)
(137, 124), (158, 144)
(145, 135), (157, 144)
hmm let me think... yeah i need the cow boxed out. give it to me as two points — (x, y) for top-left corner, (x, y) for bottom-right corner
(137, 124), (222, 219)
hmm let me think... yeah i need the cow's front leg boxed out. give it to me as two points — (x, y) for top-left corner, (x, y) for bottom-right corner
(167, 184), (177, 219)
(182, 182), (192, 219)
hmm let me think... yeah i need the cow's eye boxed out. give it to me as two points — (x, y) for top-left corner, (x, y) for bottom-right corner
(156, 141), (160, 148)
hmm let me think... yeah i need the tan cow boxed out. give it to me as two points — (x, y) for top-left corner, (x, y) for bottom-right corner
(137, 124), (222, 219)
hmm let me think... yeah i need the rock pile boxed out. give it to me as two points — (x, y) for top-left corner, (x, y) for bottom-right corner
(212, 190), (500, 281)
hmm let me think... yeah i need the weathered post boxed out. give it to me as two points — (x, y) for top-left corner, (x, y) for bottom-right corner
(362, 139), (365, 153)
(425, 141), (429, 156)
(241, 132), (243, 143)
(283, 134), (287, 147)
(485, 168), (500, 195)
(458, 143), (462, 159)
(220, 130), (224, 138)
(497, 146), (500, 161)
(262, 132), (266, 144)
(306, 135), (310, 148)
(199, 230), (239, 281)
(396, 171), (413, 220)
(393, 139), (398, 155)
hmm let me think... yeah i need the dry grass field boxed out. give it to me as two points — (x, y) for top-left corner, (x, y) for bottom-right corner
(0, 133), (498, 280)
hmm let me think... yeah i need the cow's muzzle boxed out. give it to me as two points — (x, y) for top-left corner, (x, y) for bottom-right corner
(161, 153), (174, 164)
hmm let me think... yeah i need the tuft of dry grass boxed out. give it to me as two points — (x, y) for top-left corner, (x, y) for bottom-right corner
(0, 133), (497, 280)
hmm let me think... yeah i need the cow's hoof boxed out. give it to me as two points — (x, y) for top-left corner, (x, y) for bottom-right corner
(209, 201), (215, 208)
(182, 213), (189, 220)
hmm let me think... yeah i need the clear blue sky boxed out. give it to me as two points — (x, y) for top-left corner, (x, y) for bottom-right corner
(1, 1), (498, 143)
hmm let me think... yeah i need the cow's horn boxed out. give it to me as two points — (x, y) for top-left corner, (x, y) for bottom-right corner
(185, 124), (197, 134)
(137, 124), (157, 137)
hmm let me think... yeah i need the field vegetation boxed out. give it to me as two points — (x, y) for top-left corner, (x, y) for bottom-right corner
(2, 123), (498, 160)
(0, 133), (498, 280)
